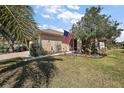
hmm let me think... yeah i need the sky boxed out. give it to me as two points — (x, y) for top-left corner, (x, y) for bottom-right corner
(31, 5), (124, 42)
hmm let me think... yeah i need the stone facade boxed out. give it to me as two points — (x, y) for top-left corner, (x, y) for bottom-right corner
(38, 29), (70, 53)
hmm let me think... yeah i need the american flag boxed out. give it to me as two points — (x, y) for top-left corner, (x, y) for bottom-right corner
(62, 30), (72, 44)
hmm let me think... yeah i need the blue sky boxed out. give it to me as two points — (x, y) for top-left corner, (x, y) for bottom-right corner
(31, 5), (124, 42)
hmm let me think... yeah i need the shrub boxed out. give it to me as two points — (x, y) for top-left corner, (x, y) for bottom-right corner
(91, 47), (98, 54)
(85, 48), (91, 55)
(15, 45), (28, 52)
(30, 43), (40, 57)
(99, 47), (108, 56)
(41, 50), (48, 55)
(0, 45), (10, 53)
(29, 41), (48, 57)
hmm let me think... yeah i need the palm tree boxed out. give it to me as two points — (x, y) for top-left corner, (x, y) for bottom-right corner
(0, 5), (39, 51)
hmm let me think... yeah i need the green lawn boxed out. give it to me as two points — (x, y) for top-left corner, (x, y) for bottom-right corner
(0, 49), (124, 88)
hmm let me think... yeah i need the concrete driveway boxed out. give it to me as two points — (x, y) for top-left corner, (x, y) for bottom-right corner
(0, 51), (30, 61)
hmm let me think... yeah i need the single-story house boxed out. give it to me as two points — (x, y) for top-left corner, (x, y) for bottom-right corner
(30, 29), (106, 55)
(37, 29), (71, 53)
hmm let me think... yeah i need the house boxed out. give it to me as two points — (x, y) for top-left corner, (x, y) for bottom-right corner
(37, 29), (70, 53)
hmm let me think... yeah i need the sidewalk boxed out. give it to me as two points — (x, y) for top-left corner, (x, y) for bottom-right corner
(0, 51), (72, 61)
(24, 51), (72, 61)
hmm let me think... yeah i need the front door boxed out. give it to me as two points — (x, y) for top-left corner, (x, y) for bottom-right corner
(70, 39), (77, 51)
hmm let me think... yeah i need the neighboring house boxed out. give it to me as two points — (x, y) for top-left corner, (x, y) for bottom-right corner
(38, 29), (70, 53)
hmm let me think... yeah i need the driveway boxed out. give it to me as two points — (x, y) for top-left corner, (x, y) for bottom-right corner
(0, 51), (30, 61)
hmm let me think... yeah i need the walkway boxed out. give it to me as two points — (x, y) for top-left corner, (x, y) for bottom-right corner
(24, 51), (72, 61)
(0, 51), (72, 61)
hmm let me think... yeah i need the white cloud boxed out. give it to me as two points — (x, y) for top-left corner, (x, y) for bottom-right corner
(38, 24), (64, 32)
(57, 10), (84, 24)
(41, 14), (50, 19)
(34, 5), (41, 14)
(34, 6), (83, 30)
(34, 5), (41, 10)
(33, 5), (83, 24)
(67, 5), (80, 10)
(33, 5), (63, 14)
(41, 5), (64, 14)
(116, 31), (124, 42)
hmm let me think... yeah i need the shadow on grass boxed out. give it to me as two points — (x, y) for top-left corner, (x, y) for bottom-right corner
(107, 54), (123, 61)
(0, 56), (63, 88)
(0, 58), (23, 66)
(120, 51), (124, 53)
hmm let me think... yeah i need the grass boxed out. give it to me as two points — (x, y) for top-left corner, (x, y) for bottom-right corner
(0, 49), (124, 88)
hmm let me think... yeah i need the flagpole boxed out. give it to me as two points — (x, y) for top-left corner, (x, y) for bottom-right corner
(62, 29), (75, 62)
(72, 35), (76, 63)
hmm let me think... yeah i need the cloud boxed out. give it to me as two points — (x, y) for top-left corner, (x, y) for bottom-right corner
(57, 10), (84, 24)
(34, 5), (41, 10)
(33, 5), (63, 15)
(33, 5), (41, 14)
(33, 5), (83, 24)
(67, 5), (80, 10)
(41, 5), (64, 14)
(33, 5), (83, 30)
(41, 14), (50, 19)
(38, 24), (64, 32)
(116, 31), (124, 42)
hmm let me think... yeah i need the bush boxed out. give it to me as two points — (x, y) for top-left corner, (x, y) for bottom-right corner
(30, 43), (40, 57)
(41, 50), (48, 55)
(29, 41), (48, 57)
(15, 45), (28, 52)
(99, 47), (108, 56)
(91, 47), (98, 54)
(85, 48), (91, 55)
(0, 45), (10, 53)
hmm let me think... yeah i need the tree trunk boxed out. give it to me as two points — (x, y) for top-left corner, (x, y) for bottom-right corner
(95, 38), (98, 49)
(81, 39), (89, 54)
(81, 39), (86, 53)
(94, 38), (99, 54)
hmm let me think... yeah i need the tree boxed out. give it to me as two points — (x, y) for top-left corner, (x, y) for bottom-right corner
(71, 6), (123, 54)
(104, 20), (123, 49)
(0, 5), (39, 51)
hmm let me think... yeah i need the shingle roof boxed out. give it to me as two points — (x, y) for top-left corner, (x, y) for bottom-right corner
(39, 29), (63, 36)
